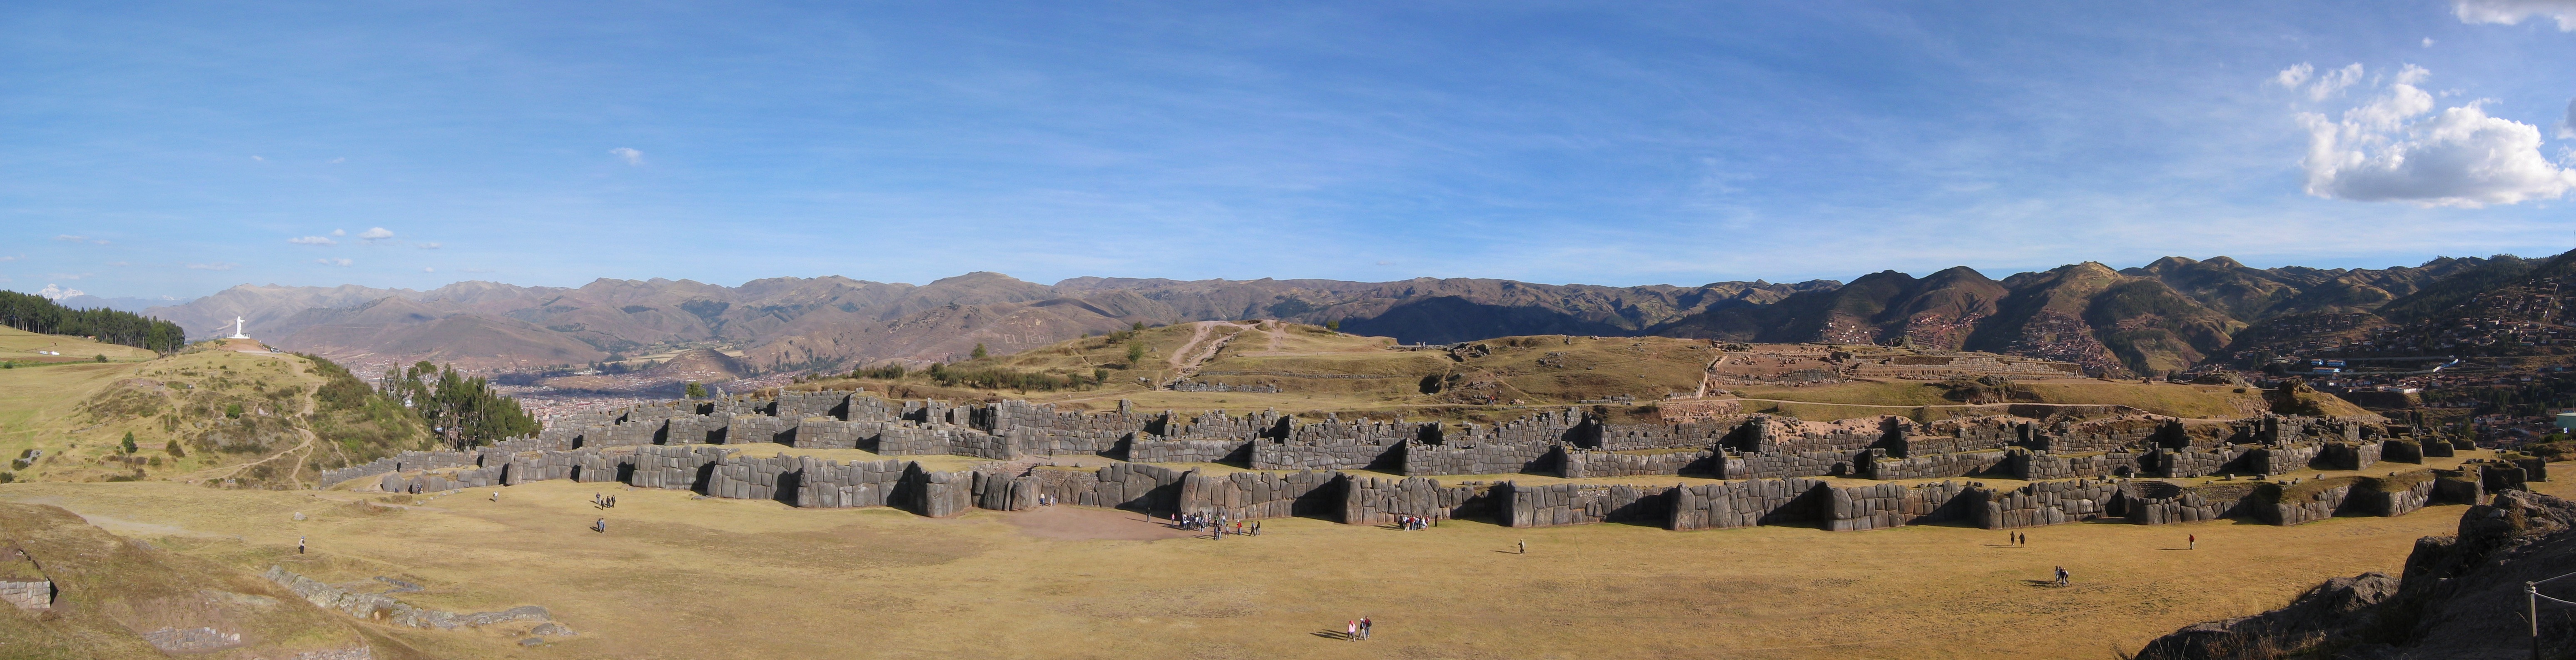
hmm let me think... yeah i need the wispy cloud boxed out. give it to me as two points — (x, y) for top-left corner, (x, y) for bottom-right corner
(2456, 0), (2576, 30)
(358, 227), (394, 240)
(105, 261), (130, 266)
(416, 242), (442, 250)
(0, 255), (19, 262)
(186, 262), (238, 271)
(422, 266), (435, 272)
(314, 258), (354, 267)
(288, 236), (338, 246)
(609, 147), (644, 165)
(52, 235), (85, 242)
(331, 228), (346, 236)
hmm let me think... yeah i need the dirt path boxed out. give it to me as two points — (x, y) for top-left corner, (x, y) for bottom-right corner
(1163, 321), (1250, 385)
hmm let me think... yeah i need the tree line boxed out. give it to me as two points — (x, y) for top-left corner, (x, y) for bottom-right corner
(0, 291), (187, 352)
(383, 361), (540, 448)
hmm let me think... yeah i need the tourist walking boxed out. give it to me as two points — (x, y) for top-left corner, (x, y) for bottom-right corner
(1517, 540), (1526, 555)
(2188, 534), (2196, 550)
(1360, 616), (1372, 640)
(594, 518), (607, 534)
(297, 536), (305, 555)
(2053, 566), (2068, 587)
(1347, 620), (1358, 641)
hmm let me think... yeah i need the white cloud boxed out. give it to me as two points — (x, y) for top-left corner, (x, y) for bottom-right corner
(52, 235), (85, 242)
(609, 147), (644, 165)
(2456, 0), (2576, 30)
(2273, 63), (2312, 89)
(251, 155), (264, 162)
(186, 262), (237, 271)
(0, 255), (17, 262)
(315, 258), (354, 267)
(2423, 37), (2437, 47)
(35, 284), (84, 300)
(2276, 62), (2367, 101)
(358, 227), (394, 240)
(2312, 64), (2364, 101)
(331, 228), (346, 236)
(287, 236), (338, 246)
(328, 157), (345, 164)
(422, 267), (436, 272)
(416, 242), (443, 250)
(2294, 65), (2576, 207)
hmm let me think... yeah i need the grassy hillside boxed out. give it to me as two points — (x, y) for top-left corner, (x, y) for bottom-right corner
(0, 326), (432, 488)
(800, 321), (2362, 422)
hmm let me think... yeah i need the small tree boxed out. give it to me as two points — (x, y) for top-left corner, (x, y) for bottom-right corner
(95, 354), (107, 362)
(1324, 319), (1341, 331)
(164, 439), (185, 458)
(121, 432), (138, 455)
(685, 381), (707, 399)
(225, 403), (244, 419)
(971, 343), (989, 360)
(1126, 342), (1147, 365)
(1131, 321), (1145, 331)
(1093, 368), (1109, 385)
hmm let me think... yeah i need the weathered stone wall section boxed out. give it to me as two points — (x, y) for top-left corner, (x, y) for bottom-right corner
(1867, 448), (2008, 480)
(2008, 450), (2141, 480)
(792, 457), (908, 508)
(1500, 482), (1674, 528)
(630, 445), (732, 491)
(1176, 470), (1342, 520)
(0, 579), (50, 611)
(1560, 448), (1713, 478)
(1826, 481), (1972, 531)
(1719, 450), (1852, 479)
(1976, 478), (2124, 529)
(1669, 478), (1826, 530)
(2319, 442), (2383, 471)
(1404, 439), (1553, 476)
(1129, 438), (1252, 464)
(1346, 476), (1487, 525)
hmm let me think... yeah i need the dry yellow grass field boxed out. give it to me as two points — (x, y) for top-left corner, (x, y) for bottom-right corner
(5, 462), (2554, 659)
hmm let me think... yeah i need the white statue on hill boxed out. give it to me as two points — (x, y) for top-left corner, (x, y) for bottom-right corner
(229, 316), (249, 340)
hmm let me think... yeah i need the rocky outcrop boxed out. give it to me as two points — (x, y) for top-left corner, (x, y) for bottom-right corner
(2135, 491), (2576, 660)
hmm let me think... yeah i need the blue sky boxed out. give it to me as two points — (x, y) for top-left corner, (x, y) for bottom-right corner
(7, 0), (2576, 299)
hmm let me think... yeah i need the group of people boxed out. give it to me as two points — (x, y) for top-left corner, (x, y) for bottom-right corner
(593, 492), (618, 509)
(1344, 617), (1374, 641)
(1394, 515), (1435, 530)
(1174, 511), (1261, 539)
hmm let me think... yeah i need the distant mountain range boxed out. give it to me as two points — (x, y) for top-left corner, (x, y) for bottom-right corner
(134, 253), (2546, 376)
